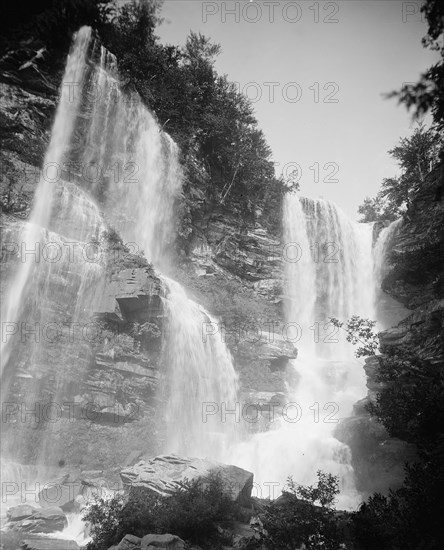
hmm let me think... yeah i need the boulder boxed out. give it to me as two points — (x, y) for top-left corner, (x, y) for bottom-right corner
(7, 505), (67, 533)
(115, 534), (142, 550)
(120, 454), (254, 507)
(141, 534), (185, 550)
(20, 539), (79, 550)
(7, 504), (38, 521)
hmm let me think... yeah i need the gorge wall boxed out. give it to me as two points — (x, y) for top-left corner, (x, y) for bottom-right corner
(337, 162), (444, 498)
(2, 25), (443, 508)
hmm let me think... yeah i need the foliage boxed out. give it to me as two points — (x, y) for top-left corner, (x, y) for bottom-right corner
(1, 0), (114, 51)
(335, 313), (444, 548)
(353, 456), (444, 550)
(367, 347), (444, 446)
(256, 472), (344, 550)
(83, 474), (236, 549)
(83, 493), (127, 550)
(357, 195), (397, 224)
(100, 0), (286, 217)
(388, 0), (444, 131)
(329, 316), (379, 357)
(357, 123), (441, 222)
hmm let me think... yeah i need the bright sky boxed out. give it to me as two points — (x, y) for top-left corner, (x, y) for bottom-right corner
(157, 0), (439, 219)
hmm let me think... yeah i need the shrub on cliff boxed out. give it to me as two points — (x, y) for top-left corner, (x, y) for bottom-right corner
(358, 123), (441, 223)
(83, 474), (236, 549)
(249, 472), (346, 550)
(334, 315), (444, 548)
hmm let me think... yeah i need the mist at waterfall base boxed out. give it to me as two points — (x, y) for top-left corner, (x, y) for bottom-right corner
(0, 25), (400, 539)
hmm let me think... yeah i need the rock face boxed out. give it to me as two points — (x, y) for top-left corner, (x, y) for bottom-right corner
(335, 399), (417, 498)
(0, 37), (63, 217)
(1, 212), (165, 471)
(120, 454), (254, 507)
(141, 534), (185, 550)
(337, 163), (444, 497)
(111, 534), (185, 550)
(0, 29), (294, 472)
(172, 207), (295, 398)
(382, 164), (444, 308)
(6, 505), (67, 533)
(20, 539), (80, 550)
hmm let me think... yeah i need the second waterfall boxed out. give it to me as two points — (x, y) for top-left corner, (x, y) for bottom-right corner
(229, 193), (375, 509)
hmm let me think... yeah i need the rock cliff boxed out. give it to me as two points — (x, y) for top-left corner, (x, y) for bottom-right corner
(337, 162), (444, 497)
(0, 33), (291, 478)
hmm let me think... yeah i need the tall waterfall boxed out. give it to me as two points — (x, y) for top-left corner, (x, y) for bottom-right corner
(161, 278), (240, 458)
(0, 27), (96, 378)
(229, 194), (376, 509)
(0, 26), (239, 514)
(373, 218), (402, 291)
(372, 218), (406, 329)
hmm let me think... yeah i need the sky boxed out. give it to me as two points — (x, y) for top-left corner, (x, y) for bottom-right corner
(156, 0), (439, 219)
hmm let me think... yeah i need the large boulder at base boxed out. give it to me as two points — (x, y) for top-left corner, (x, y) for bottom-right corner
(6, 504), (37, 521)
(20, 539), (79, 550)
(120, 454), (254, 507)
(115, 535), (142, 550)
(141, 534), (185, 550)
(6, 505), (67, 533)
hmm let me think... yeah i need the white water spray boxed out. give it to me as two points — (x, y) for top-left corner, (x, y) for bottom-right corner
(229, 194), (376, 509)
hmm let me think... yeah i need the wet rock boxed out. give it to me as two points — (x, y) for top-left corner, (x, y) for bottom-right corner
(336, 408), (418, 497)
(382, 163), (444, 308)
(96, 268), (163, 324)
(20, 538), (79, 550)
(7, 505), (67, 533)
(121, 454), (254, 507)
(115, 534), (142, 550)
(141, 534), (185, 550)
(6, 505), (38, 522)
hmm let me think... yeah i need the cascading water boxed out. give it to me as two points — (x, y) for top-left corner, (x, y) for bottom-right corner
(1, 22), (399, 540)
(373, 218), (402, 291)
(160, 277), (240, 458)
(0, 28), (106, 469)
(0, 27), (95, 378)
(65, 29), (240, 457)
(372, 218), (407, 329)
(1, 27), (240, 531)
(229, 194), (376, 508)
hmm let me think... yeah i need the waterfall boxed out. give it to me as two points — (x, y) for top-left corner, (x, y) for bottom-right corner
(373, 218), (402, 291)
(2, 23), (397, 523)
(64, 29), (240, 458)
(160, 277), (240, 459)
(0, 28), (106, 471)
(372, 218), (406, 329)
(229, 194), (375, 509)
(0, 27), (94, 377)
(0, 26), (240, 514)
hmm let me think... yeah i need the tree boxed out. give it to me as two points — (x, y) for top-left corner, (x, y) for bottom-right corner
(357, 195), (395, 223)
(101, 2), (286, 217)
(256, 472), (344, 550)
(388, 0), (444, 131)
(335, 315), (444, 548)
(83, 475), (236, 550)
(329, 316), (379, 358)
(357, 123), (441, 221)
